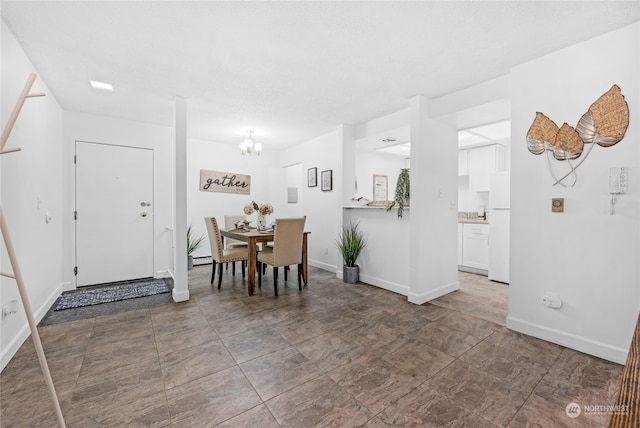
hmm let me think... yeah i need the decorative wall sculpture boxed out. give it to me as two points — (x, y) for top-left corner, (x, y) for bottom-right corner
(526, 85), (629, 187)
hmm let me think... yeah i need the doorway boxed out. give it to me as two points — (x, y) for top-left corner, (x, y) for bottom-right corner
(75, 141), (154, 287)
(455, 121), (511, 325)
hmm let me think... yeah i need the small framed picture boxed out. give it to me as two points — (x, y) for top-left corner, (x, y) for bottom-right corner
(307, 167), (317, 187)
(373, 174), (388, 202)
(321, 169), (333, 191)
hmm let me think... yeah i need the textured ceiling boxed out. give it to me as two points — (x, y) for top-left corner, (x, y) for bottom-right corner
(2, 1), (639, 150)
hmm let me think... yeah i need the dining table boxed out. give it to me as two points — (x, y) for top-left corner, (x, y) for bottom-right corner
(219, 228), (310, 295)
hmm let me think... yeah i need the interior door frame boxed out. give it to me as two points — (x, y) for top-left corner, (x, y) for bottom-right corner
(74, 140), (156, 287)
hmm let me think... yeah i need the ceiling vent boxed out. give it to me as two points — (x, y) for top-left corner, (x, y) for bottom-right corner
(379, 137), (398, 144)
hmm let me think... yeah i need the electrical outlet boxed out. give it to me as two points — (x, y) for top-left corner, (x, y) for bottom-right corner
(542, 293), (562, 309)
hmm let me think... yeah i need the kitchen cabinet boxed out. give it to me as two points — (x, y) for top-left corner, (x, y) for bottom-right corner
(461, 223), (489, 270)
(467, 144), (505, 191)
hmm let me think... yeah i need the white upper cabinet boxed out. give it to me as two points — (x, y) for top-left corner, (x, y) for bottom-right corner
(466, 144), (505, 191)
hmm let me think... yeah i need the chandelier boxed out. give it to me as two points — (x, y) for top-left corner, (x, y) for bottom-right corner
(239, 130), (262, 155)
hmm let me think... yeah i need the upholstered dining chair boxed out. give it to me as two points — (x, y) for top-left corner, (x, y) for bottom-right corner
(224, 215), (248, 248)
(224, 214), (249, 274)
(257, 217), (306, 296)
(204, 217), (248, 289)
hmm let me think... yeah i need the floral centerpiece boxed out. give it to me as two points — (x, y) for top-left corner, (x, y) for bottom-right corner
(243, 201), (274, 230)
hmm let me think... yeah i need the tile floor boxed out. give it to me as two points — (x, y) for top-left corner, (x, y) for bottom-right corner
(0, 266), (624, 427)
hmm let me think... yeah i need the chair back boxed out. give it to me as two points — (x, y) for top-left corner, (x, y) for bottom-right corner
(204, 217), (224, 262)
(224, 214), (247, 248)
(272, 217), (306, 267)
(224, 215), (246, 230)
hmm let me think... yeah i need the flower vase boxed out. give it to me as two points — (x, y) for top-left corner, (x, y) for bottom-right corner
(257, 214), (267, 231)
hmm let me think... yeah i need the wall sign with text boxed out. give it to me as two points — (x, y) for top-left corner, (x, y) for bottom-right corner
(199, 170), (251, 194)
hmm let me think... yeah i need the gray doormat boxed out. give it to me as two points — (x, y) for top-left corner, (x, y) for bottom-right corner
(54, 279), (170, 311)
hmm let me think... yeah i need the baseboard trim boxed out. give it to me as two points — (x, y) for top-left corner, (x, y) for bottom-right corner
(506, 316), (628, 364)
(156, 269), (173, 279)
(1, 282), (62, 372)
(408, 281), (460, 305)
(308, 260), (335, 273)
(458, 266), (488, 276)
(61, 281), (74, 292)
(354, 273), (409, 296)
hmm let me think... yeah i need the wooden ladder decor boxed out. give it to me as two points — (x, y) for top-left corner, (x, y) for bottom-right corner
(0, 73), (66, 427)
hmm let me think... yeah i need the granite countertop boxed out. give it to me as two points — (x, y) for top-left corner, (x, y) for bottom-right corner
(458, 218), (489, 224)
(458, 211), (489, 224)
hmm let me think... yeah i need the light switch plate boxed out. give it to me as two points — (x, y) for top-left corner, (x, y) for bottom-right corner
(552, 198), (564, 212)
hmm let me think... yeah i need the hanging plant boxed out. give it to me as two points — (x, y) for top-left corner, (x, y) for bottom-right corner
(387, 168), (410, 218)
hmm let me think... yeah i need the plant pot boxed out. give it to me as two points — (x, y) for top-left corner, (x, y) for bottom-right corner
(188, 255), (194, 271)
(343, 265), (359, 284)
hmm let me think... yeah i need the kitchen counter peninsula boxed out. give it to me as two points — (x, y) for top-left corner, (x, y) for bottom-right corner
(342, 206), (410, 296)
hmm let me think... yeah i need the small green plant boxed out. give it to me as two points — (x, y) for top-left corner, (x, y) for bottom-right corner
(336, 222), (366, 267)
(187, 224), (205, 256)
(387, 168), (410, 218)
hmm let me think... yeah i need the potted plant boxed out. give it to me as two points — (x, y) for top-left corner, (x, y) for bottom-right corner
(187, 224), (205, 270)
(387, 168), (410, 218)
(337, 222), (366, 283)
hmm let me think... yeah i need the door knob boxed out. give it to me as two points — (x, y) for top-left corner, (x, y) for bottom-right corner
(141, 212), (148, 217)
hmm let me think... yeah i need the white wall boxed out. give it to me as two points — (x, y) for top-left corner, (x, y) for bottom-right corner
(186, 137), (276, 258)
(1, 23), (63, 369)
(344, 207), (411, 295)
(284, 163), (305, 218)
(458, 177), (489, 213)
(508, 23), (640, 363)
(62, 112), (175, 284)
(354, 151), (405, 202)
(189, 132), (343, 274)
(408, 95), (460, 304)
(277, 130), (342, 272)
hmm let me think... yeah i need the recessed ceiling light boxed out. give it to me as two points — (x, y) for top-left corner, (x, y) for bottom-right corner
(90, 80), (113, 91)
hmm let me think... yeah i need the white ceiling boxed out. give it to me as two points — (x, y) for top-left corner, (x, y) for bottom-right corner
(2, 1), (639, 151)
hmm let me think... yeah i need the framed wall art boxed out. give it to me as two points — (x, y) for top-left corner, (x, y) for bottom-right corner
(199, 170), (251, 194)
(321, 169), (333, 191)
(373, 174), (388, 202)
(307, 167), (317, 187)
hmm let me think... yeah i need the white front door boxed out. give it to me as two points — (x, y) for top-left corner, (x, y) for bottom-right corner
(75, 141), (154, 286)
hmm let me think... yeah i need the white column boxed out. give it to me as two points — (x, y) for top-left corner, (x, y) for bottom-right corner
(408, 95), (459, 304)
(172, 98), (189, 302)
(340, 124), (356, 205)
(339, 123), (356, 274)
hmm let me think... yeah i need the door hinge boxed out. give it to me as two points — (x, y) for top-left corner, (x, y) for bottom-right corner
(74, 266), (78, 276)
(74, 211), (78, 220)
(74, 155), (76, 164)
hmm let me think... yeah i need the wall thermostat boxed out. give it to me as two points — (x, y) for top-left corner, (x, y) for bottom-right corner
(552, 198), (564, 212)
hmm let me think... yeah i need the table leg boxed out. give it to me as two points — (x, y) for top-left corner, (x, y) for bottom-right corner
(302, 234), (308, 285)
(247, 239), (257, 295)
